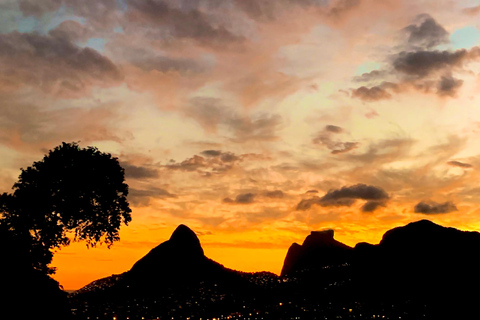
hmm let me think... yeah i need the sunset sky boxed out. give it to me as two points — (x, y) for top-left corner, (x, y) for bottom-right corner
(3, 0), (480, 290)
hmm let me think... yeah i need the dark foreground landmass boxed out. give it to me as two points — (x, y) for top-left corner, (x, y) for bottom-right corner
(66, 220), (480, 320)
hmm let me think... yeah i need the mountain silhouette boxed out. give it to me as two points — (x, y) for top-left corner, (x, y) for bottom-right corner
(281, 229), (352, 276)
(72, 220), (480, 320)
(282, 219), (480, 319)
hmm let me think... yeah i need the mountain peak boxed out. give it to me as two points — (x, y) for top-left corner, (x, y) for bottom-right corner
(303, 229), (335, 247)
(170, 224), (199, 241)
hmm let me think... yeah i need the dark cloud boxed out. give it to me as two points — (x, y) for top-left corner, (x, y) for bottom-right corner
(234, 0), (328, 21)
(264, 190), (284, 199)
(313, 125), (358, 154)
(236, 193), (256, 204)
(352, 85), (393, 101)
(325, 125), (344, 133)
(447, 160), (473, 168)
(296, 184), (389, 210)
(351, 16), (480, 100)
(201, 150), (222, 157)
(361, 200), (386, 212)
(131, 54), (207, 73)
(20, 0), (119, 28)
(296, 196), (322, 211)
(127, 0), (243, 46)
(321, 184), (389, 204)
(122, 162), (159, 179)
(0, 31), (122, 97)
(228, 113), (283, 142)
(19, 0), (62, 17)
(437, 75), (463, 97)
(403, 14), (449, 49)
(48, 20), (94, 42)
(414, 200), (457, 214)
(200, 150), (239, 162)
(224, 193), (256, 204)
(165, 155), (206, 172)
(129, 187), (177, 206)
(392, 49), (468, 78)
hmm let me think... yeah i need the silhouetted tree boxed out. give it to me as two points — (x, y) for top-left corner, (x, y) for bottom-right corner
(0, 142), (132, 274)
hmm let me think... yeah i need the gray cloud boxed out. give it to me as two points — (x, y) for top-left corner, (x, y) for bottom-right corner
(352, 85), (393, 101)
(200, 150), (239, 162)
(447, 160), (473, 168)
(414, 200), (457, 214)
(224, 192), (256, 204)
(437, 75), (463, 97)
(165, 155), (206, 172)
(185, 97), (284, 142)
(200, 150), (222, 157)
(20, 0), (119, 28)
(127, 0), (243, 46)
(296, 184), (389, 210)
(129, 187), (177, 206)
(392, 49), (468, 78)
(48, 20), (94, 42)
(352, 16), (480, 99)
(122, 162), (159, 179)
(321, 183), (389, 203)
(325, 125), (344, 133)
(0, 31), (122, 97)
(313, 125), (358, 154)
(403, 14), (449, 49)
(361, 200), (386, 212)
(264, 190), (284, 199)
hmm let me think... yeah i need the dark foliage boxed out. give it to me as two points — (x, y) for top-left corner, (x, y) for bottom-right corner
(0, 142), (131, 273)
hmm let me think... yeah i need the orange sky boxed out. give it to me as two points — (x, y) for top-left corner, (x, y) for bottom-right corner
(3, 0), (480, 290)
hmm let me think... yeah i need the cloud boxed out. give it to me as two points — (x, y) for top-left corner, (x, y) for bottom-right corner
(200, 150), (239, 162)
(392, 49), (469, 78)
(224, 193), (256, 204)
(20, 0), (120, 28)
(48, 20), (95, 42)
(321, 183), (389, 203)
(447, 160), (473, 168)
(264, 190), (284, 198)
(0, 31), (122, 97)
(122, 162), (159, 179)
(325, 125), (344, 133)
(361, 200), (386, 212)
(129, 187), (177, 206)
(437, 75), (463, 97)
(351, 84), (393, 101)
(414, 200), (458, 214)
(403, 14), (449, 49)
(126, 0), (243, 46)
(462, 5), (480, 15)
(351, 16), (480, 100)
(0, 92), (127, 151)
(296, 184), (389, 210)
(185, 97), (284, 141)
(165, 155), (207, 172)
(313, 125), (358, 154)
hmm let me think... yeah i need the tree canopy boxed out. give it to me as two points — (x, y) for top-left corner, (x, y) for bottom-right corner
(0, 142), (132, 273)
